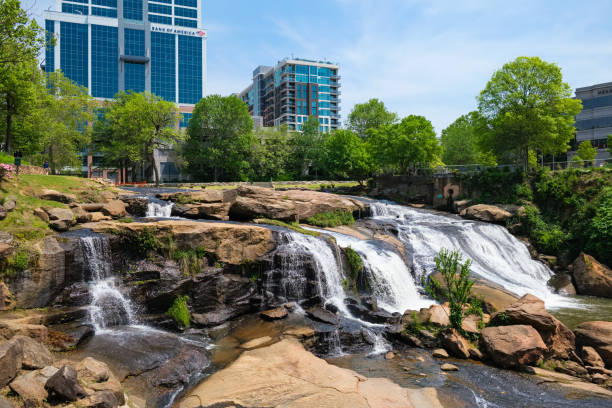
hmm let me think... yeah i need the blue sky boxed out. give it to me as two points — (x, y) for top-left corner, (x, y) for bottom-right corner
(29, 0), (612, 133)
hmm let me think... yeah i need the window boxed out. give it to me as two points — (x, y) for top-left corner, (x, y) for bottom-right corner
(180, 112), (192, 128)
(174, 6), (197, 18)
(123, 0), (142, 20)
(319, 101), (330, 108)
(91, 25), (118, 98)
(175, 18), (197, 28)
(319, 86), (330, 92)
(92, 0), (116, 6)
(45, 20), (54, 73)
(124, 29), (144, 56)
(151, 31), (175, 102)
(318, 67), (330, 77)
(296, 65), (308, 75)
(311, 101), (316, 108)
(310, 66), (318, 75)
(311, 108), (316, 115)
(148, 3), (171, 14)
(178, 35), (202, 104)
(319, 93), (330, 101)
(148, 14), (172, 24)
(61, 3), (88, 15)
(311, 91), (317, 100)
(174, 0), (197, 7)
(318, 77), (330, 85)
(124, 63), (145, 93)
(60, 22), (88, 88)
(91, 7), (117, 17)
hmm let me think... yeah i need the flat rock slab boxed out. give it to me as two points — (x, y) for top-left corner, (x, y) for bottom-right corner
(283, 327), (316, 339)
(240, 336), (274, 350)
(260, 307), (288, 320)
(441, 363), (459, 371)
(179, 338), (443, 408)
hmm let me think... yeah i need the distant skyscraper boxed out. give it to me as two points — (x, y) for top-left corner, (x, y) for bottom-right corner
(43, 0), (207, 181)
(573, 82), (612, 161)
(239, 58), (341, 133)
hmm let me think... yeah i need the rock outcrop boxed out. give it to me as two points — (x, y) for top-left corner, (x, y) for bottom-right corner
(37, 189), (76, 204)
(45, 207), (76, 232)
(572, 253), (612, 298)
(574, 321), (612, 368)
(480, 325), (547, 368)
(179, 338), (443, 408)
(502, 294), (575, 359)
(460, 204), (513, 224)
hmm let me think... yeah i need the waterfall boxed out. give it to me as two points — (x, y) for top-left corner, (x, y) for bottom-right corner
(80, 236), (136, 331)
(369, 201), (573, 308)
(146, 199), (174, 218)
(303, 227), (434, 313)
(270, 231), (349, 315)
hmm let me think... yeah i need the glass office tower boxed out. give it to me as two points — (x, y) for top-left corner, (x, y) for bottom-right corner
(44, 0), (206, 109)
(572, 82), (612, 161)
(238, 58), (341, 133)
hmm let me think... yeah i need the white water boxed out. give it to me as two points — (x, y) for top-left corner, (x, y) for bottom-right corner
(370, 201), (575, 308)
(81, 236), (136, 331)
(304, 227), (434, 313)
(272, 231), (349, 315)
(146, 200), (174, 218)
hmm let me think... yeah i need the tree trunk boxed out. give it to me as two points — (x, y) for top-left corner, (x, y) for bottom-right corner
(150, 151), (160, 187)
(4, 110), (11, 153)
(49, 145), (55, 175)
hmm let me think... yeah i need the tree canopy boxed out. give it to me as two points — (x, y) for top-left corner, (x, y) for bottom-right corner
(477, 56), (582, 169)
(441, 112), (496, 166)
(575, 140), (597, 161)
(347, 98), (397, 140)
(322, 129), (373, 185)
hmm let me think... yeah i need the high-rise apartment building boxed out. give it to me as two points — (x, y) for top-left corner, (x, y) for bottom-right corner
(43, 0), (207, 181)
(572, 82), (612, 161)
(239, 58), (341, 133)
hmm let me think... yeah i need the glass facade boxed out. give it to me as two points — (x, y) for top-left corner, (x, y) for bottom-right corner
(174, 6), (197, 18)
(582, 95), (612, 110)
(91, 25), (118, 98)
(125, 63), (145, 93)
(175, 0), (197, 7)
(149, 14), (172, 24)
(45, 20), (54, 73)
(60, 22), (88, 88)
(62, 3), (88, 15)
(151, 31), (176, 101)
(124, 28), (144, 56)
(175, 18), (197, 27)
(148, 3), (172, 15)
(178, 35), (202, 104)
(123, 0), (143, 20)
(180, 112), (192, 128)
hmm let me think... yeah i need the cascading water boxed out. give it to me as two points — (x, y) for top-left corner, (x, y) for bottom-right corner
(270, 231), (349, 315)
(80, 236), (136, 331)
(369, 201), (573, 308)
(303, 227), (434, 313)
(146, 199), (174, 218)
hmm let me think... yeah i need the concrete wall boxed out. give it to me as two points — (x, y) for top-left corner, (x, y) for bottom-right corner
(374, 175), (463, 209)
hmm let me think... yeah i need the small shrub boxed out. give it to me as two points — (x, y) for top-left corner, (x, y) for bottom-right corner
(122, 227), (159, 256)
(344, 246), (363, 281)
(521, 205), (569, 254)
(166, 295), (190, 328)
(304, 210), (354, 227)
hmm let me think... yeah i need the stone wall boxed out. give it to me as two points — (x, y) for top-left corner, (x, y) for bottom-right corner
(374, 175), (463, 208)
(18, 165), (46, 175)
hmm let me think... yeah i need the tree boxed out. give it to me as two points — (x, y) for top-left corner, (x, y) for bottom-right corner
(248, 125), (294, 181)
(575, 140), (597, 162)
(441, 112), (496, 166)
(367, 115), (442, 174)
(95, 91), (183, 186)
(183, 95), (253, 182)
(292, 115), (324, 178)
(478, 56), (582, 169)
(347, 98), (397, 140)
(423, 249), (475, 331)
(322, 129), (372, 185)
(0, 0), (44, 66)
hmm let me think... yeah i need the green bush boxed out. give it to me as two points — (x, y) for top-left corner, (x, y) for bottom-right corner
(172, 247), (206, 276)
(304, 210), (354, 227)
(166, 295), (190, 328)
(122, 227), (159, 256)
(586, 187), (612, 265)
(1, 246), (37, 278)
(521, 205), (570, 254)
(344, 246), (363, 281)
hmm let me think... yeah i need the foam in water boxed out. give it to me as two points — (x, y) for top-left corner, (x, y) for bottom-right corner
(81, 236), (136, 331)
(272, 231), (349, 315)
(370, 201), (575, 308)
(146, 200), (174, 218)
(304, 227), (434, 313)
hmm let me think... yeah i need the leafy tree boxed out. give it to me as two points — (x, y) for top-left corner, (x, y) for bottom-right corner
(292, 115), (324, 178)
(0, 0), (44, 66)
(423, 249), (475, 331)
(248, 125), (294, 181)
(587, 187), (612, 266)
(95, 91), (183, 185)
(347, 98), (397, 140)
(322, 129), (372, 185)
(184, 95), (253, 181)
(367, 115), (441, 174)
(477, 56), (582, 169)
(575, 140), (597, 161)
(441, 112), (496, 166)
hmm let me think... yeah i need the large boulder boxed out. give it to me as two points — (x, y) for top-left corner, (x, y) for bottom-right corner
(582, 346), (605, 368)
(10, 335), (54, 369)
(460, 204), (513, 224)
(0, 282), (15, 311)
(0, 338), (21, 386)
(441, 328), (470, 359)
(480, 325), (547, 368)
(502, 294), (575, 359)
(160, 190), (235, 220)
(572, 253), (612, 298)
(45, 207), (76, 231)
(574, 321), (612, 368)
(9, 366), (58, 405)
(178, 338), (443, 408)
(119, 195), (148, 217)
(45, 365), (88, 402)
(100, 200), (127, 218)
(229, 186), (365, 222)
(38, 189), (76, 204)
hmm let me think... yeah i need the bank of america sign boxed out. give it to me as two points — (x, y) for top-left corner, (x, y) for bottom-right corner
(151, 25), (206, 37)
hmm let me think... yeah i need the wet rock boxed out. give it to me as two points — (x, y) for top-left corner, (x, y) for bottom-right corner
(461, 314), (484, 334)
(46, 207), (76, 231)
(306, 306), (339, 325)
(591, 373), (607, 384)
(400, 333), (424, 348)
(572, 253), (612, 298)
(432, 349), (449, 358)
(9, 366), (57, 404)
(582, 346), (605, 368)
(346, 302), (399, 324)
(575, 321), (612, 367)
(77, 390), (118, 408)
(502, 294), (575, 359)
(427, 303), (451, 327)
(38, 189), (76, 203)
(45, 365), (88, 402)
(0, 282), (15, 311)
(144, 342), (210, 391)
(77, 357), (110, 383)
(10, 335), (54, 369)
(284, 326), (315, 339)
(192, 309), (236, 327)
(119, 196), (148, 217)
(481, 325), (547, 368)
(441, 328), (470, 359)
(440, 363), (459, 371)
(100, 200), (127, 218)
(90, 212), (111, 222)
(53, 282), (91, 307)
(460, 204), (513, 224)
(469, 348), (484, 361)
(0, 338), (21, 387)
(240, 336), (274, 350)
(548, 273), (576, 295)
(385, 351), (396, 360)
(360, 327), (377, 345)
(72, 205), (92, 223)
(554, 361), (588, 377)
(260, 307), (288, 320)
